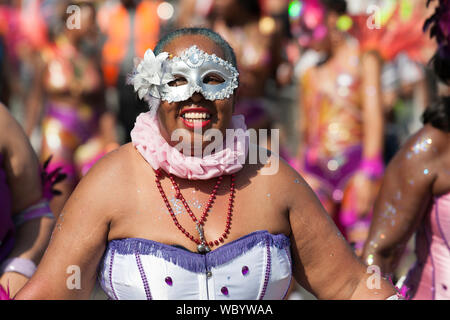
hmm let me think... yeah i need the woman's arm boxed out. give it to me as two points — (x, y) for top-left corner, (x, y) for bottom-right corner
(361, 125), (443, 274)
(0, 104), (42, 212)
(0, 104), (54, 296)
(361, 52), (384, 159)
(14, 150), (125, 299)
(279, 162), (396, 299)
(296, 70), (311, 162)
(353, 51), (385, 215)
(23, 52), (45, 137)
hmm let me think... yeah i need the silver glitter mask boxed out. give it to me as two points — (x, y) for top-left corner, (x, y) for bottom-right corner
(161, 45), (239, 103)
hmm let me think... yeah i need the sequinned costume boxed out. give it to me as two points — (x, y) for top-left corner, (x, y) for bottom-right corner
(299, 38), (371, 246)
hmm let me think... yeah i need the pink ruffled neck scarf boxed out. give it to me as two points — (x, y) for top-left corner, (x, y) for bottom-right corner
(131, 112), (249, 180)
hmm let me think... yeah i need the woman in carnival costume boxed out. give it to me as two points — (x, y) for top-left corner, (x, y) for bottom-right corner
(15, 28), (399, 300)
(362, 0), (450, 300)
(27, 1), (118, 217)
(0, 103), (63, 299)
(291, 0), (385, 255)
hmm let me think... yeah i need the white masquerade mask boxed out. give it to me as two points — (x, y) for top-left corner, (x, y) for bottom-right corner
(161, 45), (239, 103)
(131, 45), (239, 111)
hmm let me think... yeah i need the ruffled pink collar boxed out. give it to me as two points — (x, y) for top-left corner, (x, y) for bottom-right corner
(131, 112), (249, 180)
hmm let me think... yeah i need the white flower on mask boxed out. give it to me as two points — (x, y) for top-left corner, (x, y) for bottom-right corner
(132, 49), (174, 100)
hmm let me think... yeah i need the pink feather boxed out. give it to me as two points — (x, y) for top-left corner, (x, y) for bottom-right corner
(387, 275), (410, 300)
(0, 284), (12, 300)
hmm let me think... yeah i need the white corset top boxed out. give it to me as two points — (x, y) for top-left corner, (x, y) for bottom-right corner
(98, 230), (292, 300)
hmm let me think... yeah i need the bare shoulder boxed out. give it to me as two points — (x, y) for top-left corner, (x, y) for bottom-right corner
(69, 143), (149, 214)
(420, 124), (450, 154)
(84, 143), (138, 179)
(0, 103), (42, 210)
(395, 124), (448, 163)
(246, 144), (305, 181)
(0, 103), (25, 149)
(0, 103), (22, 131)
(0, 102), (10, 123)
(81, 142), (152, 187)
(247, 146), (331, 239)
(0, 104), (35, 158)
(247, 144), (314, 206)
(383, 125), (450, 188)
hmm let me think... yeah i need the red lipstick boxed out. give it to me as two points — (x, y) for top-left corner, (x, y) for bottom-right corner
(180, 107), (213, 129)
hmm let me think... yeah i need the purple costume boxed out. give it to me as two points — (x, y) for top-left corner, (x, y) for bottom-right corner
(0, 154), (15, 263)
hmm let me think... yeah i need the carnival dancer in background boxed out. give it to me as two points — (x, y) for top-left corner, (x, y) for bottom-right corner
(0, 103), (63, 298)
(211, 0), (291, 133)
(26, 1), (118, 216)
(292, 0), (384, 255)
(15, 27), (400, 300)
(362, 0), (450, 300)
(98, 0), (161, 143)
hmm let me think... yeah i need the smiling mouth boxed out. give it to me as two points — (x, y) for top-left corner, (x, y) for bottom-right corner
(180, 107), (213, 129)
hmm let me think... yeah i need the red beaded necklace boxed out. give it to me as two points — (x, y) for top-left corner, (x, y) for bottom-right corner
(154, 169), (235, 253)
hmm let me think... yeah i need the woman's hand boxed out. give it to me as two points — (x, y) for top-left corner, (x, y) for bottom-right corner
(352, 172), (378, 218)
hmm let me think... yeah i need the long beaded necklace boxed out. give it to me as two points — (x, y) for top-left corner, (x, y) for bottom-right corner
(154, 169), (235, 253)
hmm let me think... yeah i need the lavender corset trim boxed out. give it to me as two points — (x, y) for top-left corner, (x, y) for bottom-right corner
(106, 230), (291, 274)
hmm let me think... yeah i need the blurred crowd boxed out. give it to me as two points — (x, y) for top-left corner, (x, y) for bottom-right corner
(0, 0), (446, 299)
